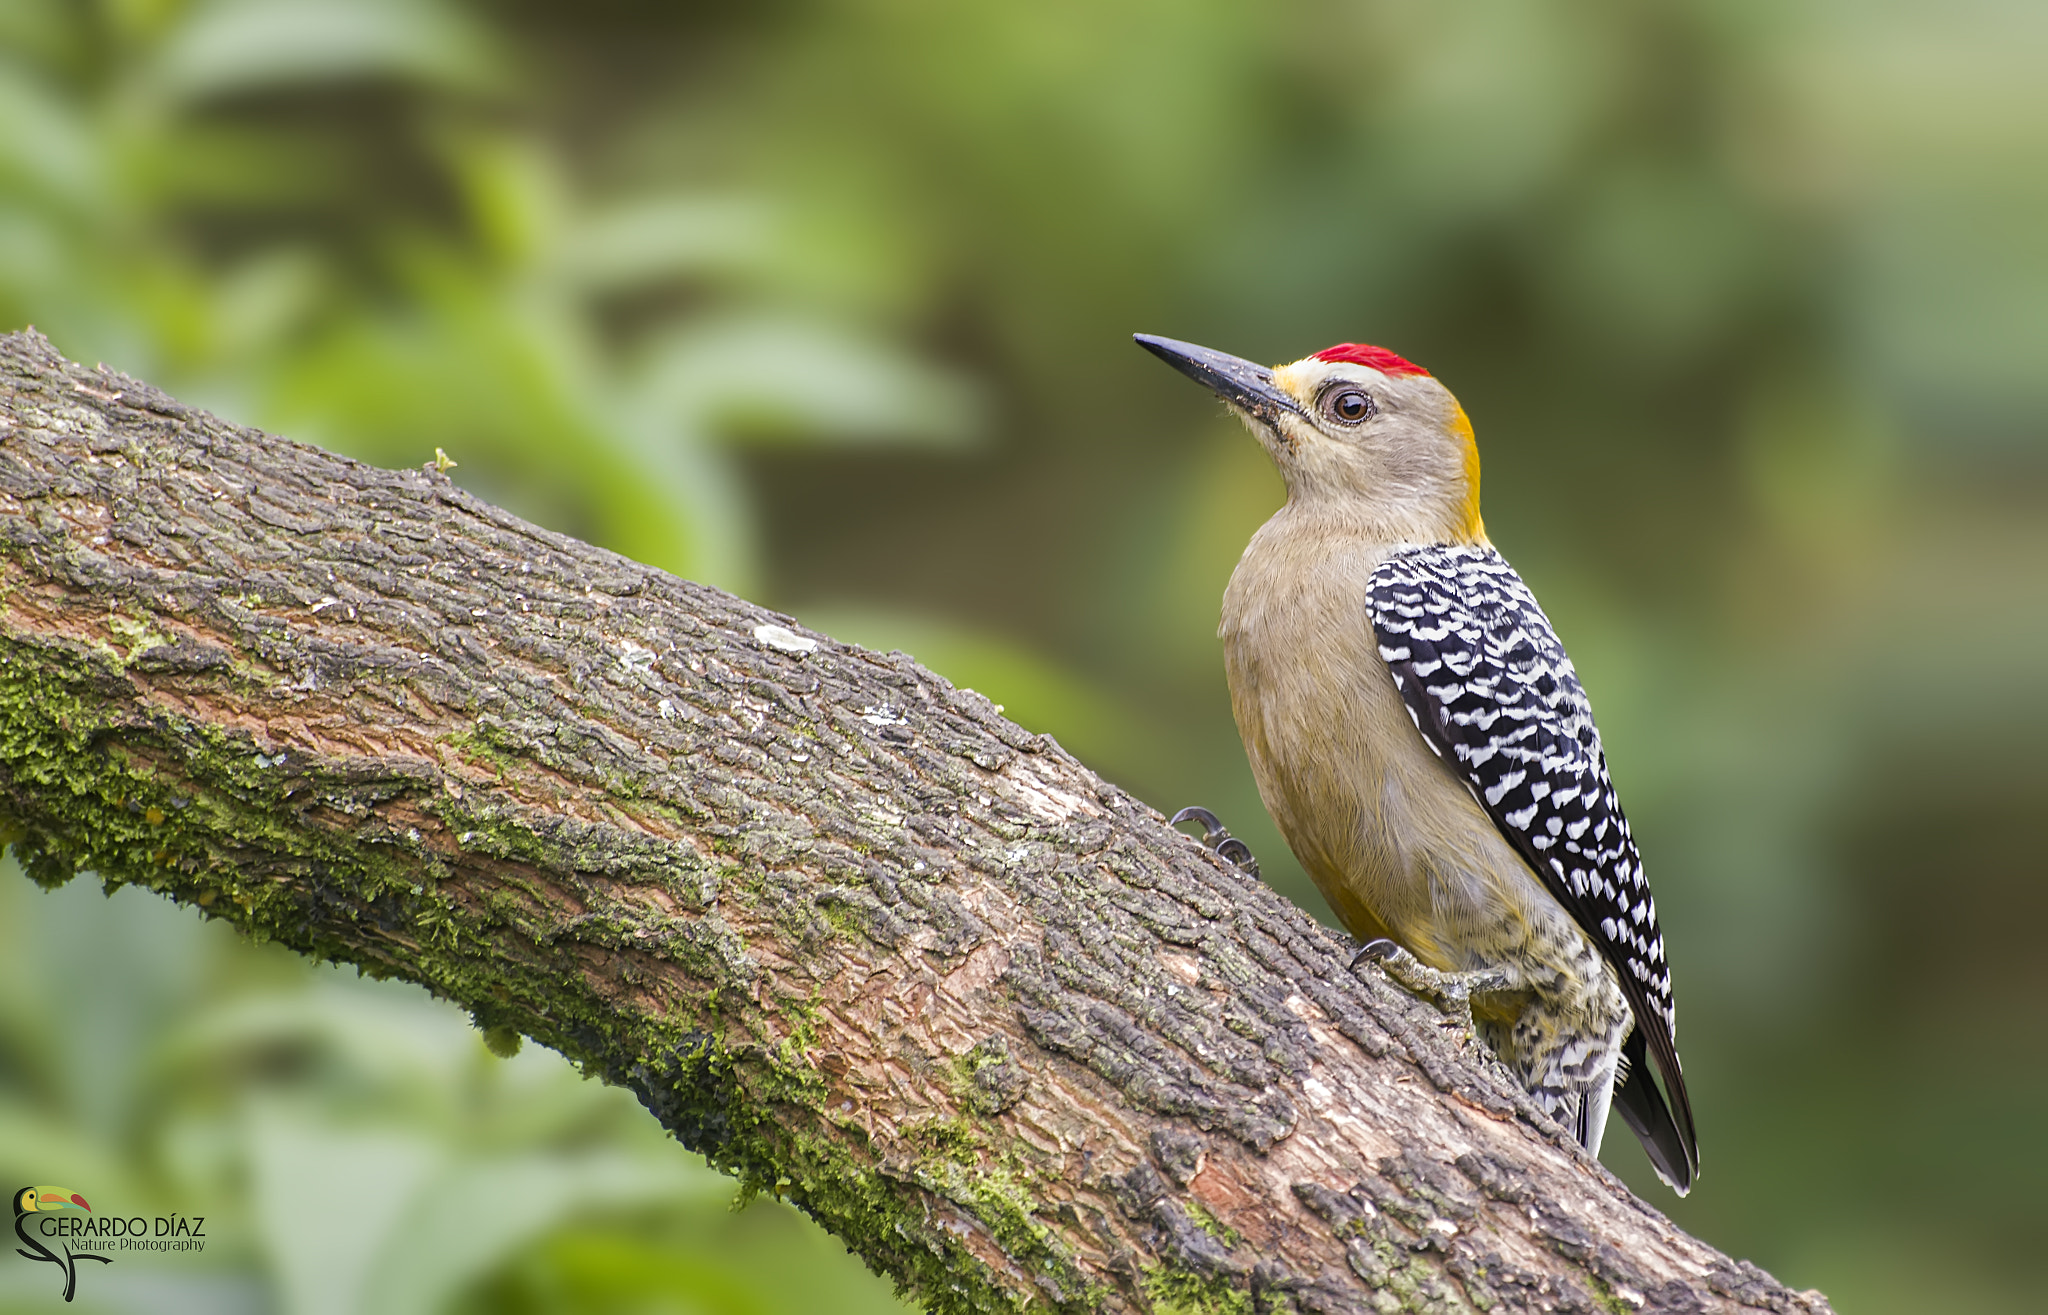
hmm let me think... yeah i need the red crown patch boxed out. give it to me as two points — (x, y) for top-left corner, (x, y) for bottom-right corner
(1312, 343), (1430, 377)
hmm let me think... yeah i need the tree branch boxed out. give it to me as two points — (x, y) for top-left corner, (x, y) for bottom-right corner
(0, 330), (1828, 1314)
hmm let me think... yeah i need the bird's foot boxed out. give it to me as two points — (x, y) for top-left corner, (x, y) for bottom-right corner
(1350, 939), (1513, 1040)
(1171, 805), (1261, 880)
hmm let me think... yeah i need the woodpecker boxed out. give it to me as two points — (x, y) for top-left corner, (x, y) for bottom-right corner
(1137, 333), (1698, 1193)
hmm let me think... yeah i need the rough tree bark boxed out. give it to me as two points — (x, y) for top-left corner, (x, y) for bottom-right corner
(0, 330), (1828, 1315)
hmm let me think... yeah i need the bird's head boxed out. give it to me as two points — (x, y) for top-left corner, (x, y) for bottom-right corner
(1135, 335), (1485, 545)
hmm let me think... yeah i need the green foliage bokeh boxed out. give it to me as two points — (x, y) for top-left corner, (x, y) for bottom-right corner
(1, 1), (2043, 1311)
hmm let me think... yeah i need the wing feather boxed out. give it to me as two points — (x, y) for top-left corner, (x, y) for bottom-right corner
(1368, 544), (1698, 1184)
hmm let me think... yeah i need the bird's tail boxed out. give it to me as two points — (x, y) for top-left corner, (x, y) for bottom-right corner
(1611, 1026), (1696, 1194)
(1576, 1066), (1616, 1159)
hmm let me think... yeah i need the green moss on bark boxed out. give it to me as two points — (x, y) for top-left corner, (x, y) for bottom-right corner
(0, 629), (1087, 1313)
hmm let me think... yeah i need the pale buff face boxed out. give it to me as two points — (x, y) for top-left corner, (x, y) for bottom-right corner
(1247, 356), (1484, 544)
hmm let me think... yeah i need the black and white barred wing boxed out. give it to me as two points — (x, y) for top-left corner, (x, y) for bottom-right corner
(1366, 544), (1697, 1171)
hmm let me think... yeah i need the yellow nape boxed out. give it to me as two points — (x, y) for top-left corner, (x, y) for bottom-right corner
(1449, 401), (1486, 545)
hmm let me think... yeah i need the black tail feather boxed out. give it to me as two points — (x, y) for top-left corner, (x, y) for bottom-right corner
(1612, 1027), (1696, 1194)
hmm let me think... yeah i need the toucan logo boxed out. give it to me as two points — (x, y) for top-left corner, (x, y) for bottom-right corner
(11, 1181), (206, 1300)
(12, 1185), (111, 1303)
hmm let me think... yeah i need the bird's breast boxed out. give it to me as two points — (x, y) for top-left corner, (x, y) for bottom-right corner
(1219, 522), (1547, 968)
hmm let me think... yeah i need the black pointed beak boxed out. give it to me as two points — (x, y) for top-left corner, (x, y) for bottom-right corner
(1134, 334), (1302, 425)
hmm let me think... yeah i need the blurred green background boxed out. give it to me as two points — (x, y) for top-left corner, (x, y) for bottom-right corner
(1, 1), (2042, 1311)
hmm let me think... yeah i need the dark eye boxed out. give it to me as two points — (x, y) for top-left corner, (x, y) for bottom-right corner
(1321, 386), (1374, 425)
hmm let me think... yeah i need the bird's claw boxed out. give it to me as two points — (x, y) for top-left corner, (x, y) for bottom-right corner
(1349, 937), (1401, 970)
(1171, 805), (1261, 879)
(1350, 938), (1512, 1037)
(1350, 938), (1443, 996)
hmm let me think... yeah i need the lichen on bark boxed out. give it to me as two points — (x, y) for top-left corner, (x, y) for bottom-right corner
(0, 330), (1830, 1315)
